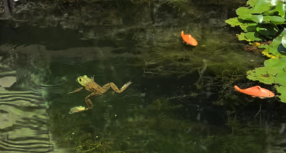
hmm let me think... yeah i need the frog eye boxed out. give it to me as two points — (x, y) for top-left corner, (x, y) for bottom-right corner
(79, 78), (82, 82)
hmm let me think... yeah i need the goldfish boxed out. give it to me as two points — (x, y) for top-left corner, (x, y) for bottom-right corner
(181, 31), (198, 46)
(234, 85), (275, 99)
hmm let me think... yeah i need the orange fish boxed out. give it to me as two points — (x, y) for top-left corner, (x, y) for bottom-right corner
(234, 85), (275, 99)
(181, 31), (198, 46)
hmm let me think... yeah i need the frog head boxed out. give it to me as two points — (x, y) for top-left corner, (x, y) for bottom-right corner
(77, 75), (93, 86)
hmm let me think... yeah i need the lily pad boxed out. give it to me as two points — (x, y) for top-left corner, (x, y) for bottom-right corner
(245, 32), (263, 41)
(246, 67), (276, 84)
(275, 85), (286, 103)
(258, 43), (269, 49)
(253, 0), (271, 13)
(240, 23), (258, 32)
(256, 25), (278, 38)
(263, 9), (280, 16)
(251, 15), (264, 23)
(237, 32), (262, 41)
(274, 2), (286, 18)
(264, 57), (286, 69)
(274, 71), (286, 86)
(268, 38), (280, 55)
(263, 16), (286, 24)
(247, 0), (257, 7)
(236, 7), (253, 20)
(262, 49), (276, 58)
(267, 29), (286, 55)
(237, 33), (247, 41)
(225, 17), (242, 27)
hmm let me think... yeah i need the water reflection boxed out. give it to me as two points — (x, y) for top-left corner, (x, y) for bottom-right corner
(0, 52), (56, 152)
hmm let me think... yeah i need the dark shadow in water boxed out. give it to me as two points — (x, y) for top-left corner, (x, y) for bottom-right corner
(0, 21), (94, 50)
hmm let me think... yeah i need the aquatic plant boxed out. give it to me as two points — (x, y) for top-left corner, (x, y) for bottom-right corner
(225, 0), (285, 42)
(225, 0), (286, 102)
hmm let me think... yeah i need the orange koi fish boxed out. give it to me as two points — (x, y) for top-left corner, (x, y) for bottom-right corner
(234, 85), (275, 99)
(181, 31), (198, 46)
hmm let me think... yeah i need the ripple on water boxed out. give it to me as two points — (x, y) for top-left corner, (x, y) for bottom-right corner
(0, 64), (64, 153)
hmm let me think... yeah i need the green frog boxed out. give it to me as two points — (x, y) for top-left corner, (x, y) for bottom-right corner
(69, 75), (132, 110)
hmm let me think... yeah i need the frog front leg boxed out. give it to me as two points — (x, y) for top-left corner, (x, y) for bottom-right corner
(85, 92), (102, 109)
(68, 87), (83, 94)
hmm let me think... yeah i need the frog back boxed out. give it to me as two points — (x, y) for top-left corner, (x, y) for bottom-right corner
(85, 81), (100, 93)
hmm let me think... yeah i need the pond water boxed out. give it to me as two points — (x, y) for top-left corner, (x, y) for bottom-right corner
(0, 1), (285, 153)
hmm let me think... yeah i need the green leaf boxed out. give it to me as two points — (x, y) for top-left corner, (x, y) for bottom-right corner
(275, 86), (286, 103)
(267, 67), (284, 75)
(251, 15), (264, 23)
(253, 0), (271, 13)
(274, 72), (286, 85)
(278, 28), (286, 37)
(282, 36), (286, 48)
(274, 2), (286, 17)
(268, 28), (286, 55)
(256, 25), (278, 38)
(247, 0), (257, 7)
(225, 17), (242, 27)
(258, 44), (269, 49)
(247, 57), (286, 85)
(269, 36), (281, 54)
(236, 7), (253, 20)
(263, 9), (279, 16)
(240, 23), (258, 32)
(245, 32), (263, 41)
(237, 32), (262, 41)
(237, 33), (247, 41)
(246, 67), (276, 84)
(264, 57), (286, 69)
(263, 16), (286, 24)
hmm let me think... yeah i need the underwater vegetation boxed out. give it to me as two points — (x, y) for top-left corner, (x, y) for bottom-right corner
(225, 0), (286, 103)
(49, 96), (279, 153)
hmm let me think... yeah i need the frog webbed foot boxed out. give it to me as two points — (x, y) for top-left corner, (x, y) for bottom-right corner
(69, 106), (88, 114)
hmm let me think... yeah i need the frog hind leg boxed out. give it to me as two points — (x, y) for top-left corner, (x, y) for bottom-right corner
(100, 83), (111, 94)
(109, 81), (132, 93)
(85, 92), (102, 109)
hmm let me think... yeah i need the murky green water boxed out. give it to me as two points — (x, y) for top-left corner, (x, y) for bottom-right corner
(0, 1), (285, 153)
